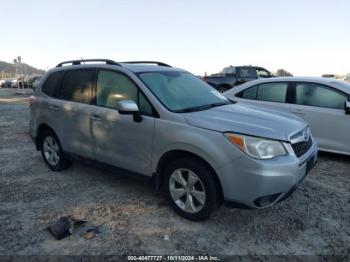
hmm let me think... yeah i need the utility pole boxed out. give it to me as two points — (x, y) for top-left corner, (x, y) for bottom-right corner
(14, 56), (25, 94)
(18, 56), (25, 94)
(14, 58), (18, 89)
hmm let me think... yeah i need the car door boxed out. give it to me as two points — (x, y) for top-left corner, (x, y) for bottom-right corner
(91, 69), (155, 176)
(53, 69), (96, 159)
(288, 82), (350, 154)
(234, 82), (293, 113)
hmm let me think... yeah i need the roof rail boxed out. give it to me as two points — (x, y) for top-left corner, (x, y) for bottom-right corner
(120, 61), (172, 67)
(56, 59), (121, 67)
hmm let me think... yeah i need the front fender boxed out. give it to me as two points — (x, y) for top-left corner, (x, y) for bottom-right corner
(152, 120), (241, 173)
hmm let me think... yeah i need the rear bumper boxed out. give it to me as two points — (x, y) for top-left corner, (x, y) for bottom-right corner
(217, 141), (318, 208)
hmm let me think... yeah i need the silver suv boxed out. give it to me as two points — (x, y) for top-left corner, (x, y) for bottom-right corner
(29, 59), (317, 221)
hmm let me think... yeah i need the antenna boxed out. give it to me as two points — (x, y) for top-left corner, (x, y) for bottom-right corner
(81, 57), (86, 64)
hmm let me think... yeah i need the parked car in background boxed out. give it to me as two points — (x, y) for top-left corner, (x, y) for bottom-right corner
(203, 66), (273, 93)
(27, 75), (43, 89)
(11, 79), (18, 88)
(17, 77), (28, 88)
(29, 59), (316, 221)
(224, 77), (350, 155)
(1, 80), (12, 88)
(322, 74), (335, 78)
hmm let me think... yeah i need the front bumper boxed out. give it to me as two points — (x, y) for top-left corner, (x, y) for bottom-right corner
(217, 140), (318, 208)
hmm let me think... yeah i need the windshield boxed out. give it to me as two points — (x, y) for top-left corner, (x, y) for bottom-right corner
(138, 71), (230, 112)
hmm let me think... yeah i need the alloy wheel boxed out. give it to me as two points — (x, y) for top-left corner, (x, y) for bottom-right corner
(43, 136), (60, 166)
(169, 168), (206, 213)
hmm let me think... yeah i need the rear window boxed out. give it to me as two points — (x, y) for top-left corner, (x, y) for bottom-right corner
(295, 83), (348, 109)
(58, 70), (94, 104)
(237, 67), (257, 78)
(236, 82), (288, 103)
(41, 71), (64, 97)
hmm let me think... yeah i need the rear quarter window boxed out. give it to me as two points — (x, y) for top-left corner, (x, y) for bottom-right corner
(236, 85), (258, 99)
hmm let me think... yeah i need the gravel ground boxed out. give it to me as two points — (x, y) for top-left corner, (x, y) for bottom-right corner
(0, 88), (349, 256)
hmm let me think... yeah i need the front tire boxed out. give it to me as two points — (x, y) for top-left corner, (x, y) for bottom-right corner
(163, 158), (221, 221)
(40, 130), (71, 171)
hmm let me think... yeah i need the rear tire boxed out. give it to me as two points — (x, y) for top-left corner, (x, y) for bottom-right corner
(163, 158), (221, 221)
(40, 130), (71, 171)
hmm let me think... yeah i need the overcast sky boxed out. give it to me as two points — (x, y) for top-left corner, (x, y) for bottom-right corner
(1, 0), (349, 76)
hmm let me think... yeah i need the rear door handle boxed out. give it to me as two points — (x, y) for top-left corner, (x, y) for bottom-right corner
(49, 105), (59, 111)
(90, 114), (101, 121)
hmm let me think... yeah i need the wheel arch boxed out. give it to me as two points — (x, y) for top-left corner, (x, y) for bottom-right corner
(155, 150), (224, 202)
(35, 123), (56, 150)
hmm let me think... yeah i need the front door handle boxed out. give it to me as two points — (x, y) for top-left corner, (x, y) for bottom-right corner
(90, 114), (101, 121)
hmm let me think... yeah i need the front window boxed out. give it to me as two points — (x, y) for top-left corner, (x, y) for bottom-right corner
(257, 83), (288, 103)
(96, 70), (153, 115)
(138, 71), (230, 112)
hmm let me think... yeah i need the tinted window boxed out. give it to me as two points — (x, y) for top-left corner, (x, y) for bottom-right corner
(96, 70), (153, 115)
(296, 83), (347, 109)
(59, 70), (94, 103)
(257, 82), (288, 103)
(237, 85), (258, 99)
(237, 67), (256, 78)
(222, 67), (235, 74)
(41, 71), (64, 97)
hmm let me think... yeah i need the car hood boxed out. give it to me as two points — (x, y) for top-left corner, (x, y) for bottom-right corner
(184, 103), (307, 142)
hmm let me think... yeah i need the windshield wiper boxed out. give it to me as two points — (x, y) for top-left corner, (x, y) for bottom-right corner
(176, 101), (231, 113)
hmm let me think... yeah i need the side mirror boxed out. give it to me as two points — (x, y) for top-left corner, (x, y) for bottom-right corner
(345, 101), (350, 115)
(117, 100), (143, 123)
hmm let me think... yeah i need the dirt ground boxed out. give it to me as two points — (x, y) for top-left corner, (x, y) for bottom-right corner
(0, 88), (349, 256)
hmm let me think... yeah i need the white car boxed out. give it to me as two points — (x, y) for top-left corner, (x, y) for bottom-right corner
(224, 77), (350, 156)
(11, 79), (18, 88)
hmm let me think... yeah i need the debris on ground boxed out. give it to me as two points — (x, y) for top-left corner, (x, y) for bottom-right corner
(81, 227), (101, 240)
(46, 216), (87, 240)
(164, 234), (170, 241)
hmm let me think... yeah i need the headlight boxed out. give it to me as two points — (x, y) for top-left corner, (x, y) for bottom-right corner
(224, 133), (287, 159)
